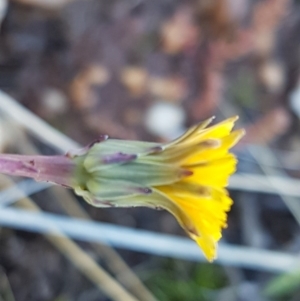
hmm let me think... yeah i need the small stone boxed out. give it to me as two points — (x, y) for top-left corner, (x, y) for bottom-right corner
(145, 101), (186, 139)
(0, 0), (7, 27)
(148, 76), (186, 103)
(121, 67), (148, 97)
(259, 60), (284, 93)
(70, 65), (110, 109)
(290, 85), (300, 118)
(41, 88), (68, 115)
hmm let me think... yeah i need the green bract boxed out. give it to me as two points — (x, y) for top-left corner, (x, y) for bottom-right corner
(70, 138), (188, 207)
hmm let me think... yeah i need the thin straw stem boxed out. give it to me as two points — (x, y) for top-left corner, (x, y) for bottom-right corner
(0, 206), (298, 274)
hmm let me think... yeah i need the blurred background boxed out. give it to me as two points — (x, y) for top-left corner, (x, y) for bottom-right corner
(1, 0), (300, 300)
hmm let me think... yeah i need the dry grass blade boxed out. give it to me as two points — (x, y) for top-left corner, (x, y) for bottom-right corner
(248, 145), (300, 226)
(11, 0), (72, 10)
(0, 267), (15, 301)
(0, 175), (140, 301)
(0, 91), (79, 152)
(51, 186), (158, 301)
(230, 173), (300, 197)
(1, 203), (299, 273)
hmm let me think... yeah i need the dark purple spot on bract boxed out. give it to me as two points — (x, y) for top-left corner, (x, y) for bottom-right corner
(182, 169), (193, 177)
(140, 187), (152, 194)
(149, 146), (163, 153)
(187, 226), (199, 236)
(102, 153), (137, 164)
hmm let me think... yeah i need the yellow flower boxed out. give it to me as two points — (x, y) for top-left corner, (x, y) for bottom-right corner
(0, 116), (243, 261)
(71, 116), (245, 261)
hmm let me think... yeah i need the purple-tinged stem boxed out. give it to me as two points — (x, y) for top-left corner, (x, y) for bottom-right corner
(0, 154), (75, 187)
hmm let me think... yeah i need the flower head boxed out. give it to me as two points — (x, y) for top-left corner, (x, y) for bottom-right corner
(71, 116), (245, 261)
(0, 116), (243, 261)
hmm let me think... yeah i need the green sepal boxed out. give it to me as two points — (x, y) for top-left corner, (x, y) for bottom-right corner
(92, 161), (185, 186)
(84, 139), (160, 170)
(86, 178), (151, 201)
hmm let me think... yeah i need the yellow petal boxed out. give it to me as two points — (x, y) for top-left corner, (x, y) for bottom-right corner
(156, 183), (233, 261)
(185, 154), (237, 187)
(195, 116), (239, 141)
(176, 116), (239, 148)
(183, 129), (245, 165)
(196, 236), (217, 262)
(166, 116), (215, 148)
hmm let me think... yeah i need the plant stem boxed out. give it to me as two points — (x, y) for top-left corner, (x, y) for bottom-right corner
(0, 154), (75, 187)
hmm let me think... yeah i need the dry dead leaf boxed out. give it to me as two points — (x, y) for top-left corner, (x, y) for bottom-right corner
(160, 8), (199, 54)
(120, 66), (148, 97)
(69, 65), (110, 110)
(252, 0), (291, 57)
(148, 76), (186, 103)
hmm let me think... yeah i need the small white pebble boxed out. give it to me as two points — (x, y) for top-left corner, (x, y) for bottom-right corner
(0, 0), (7, 26)
(290, 86), (300, 118)
(260, 60), (284, 93)
(145, 101), (186, 140)
(0, 118), (14, 152)
(42, 88), (69, 115)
